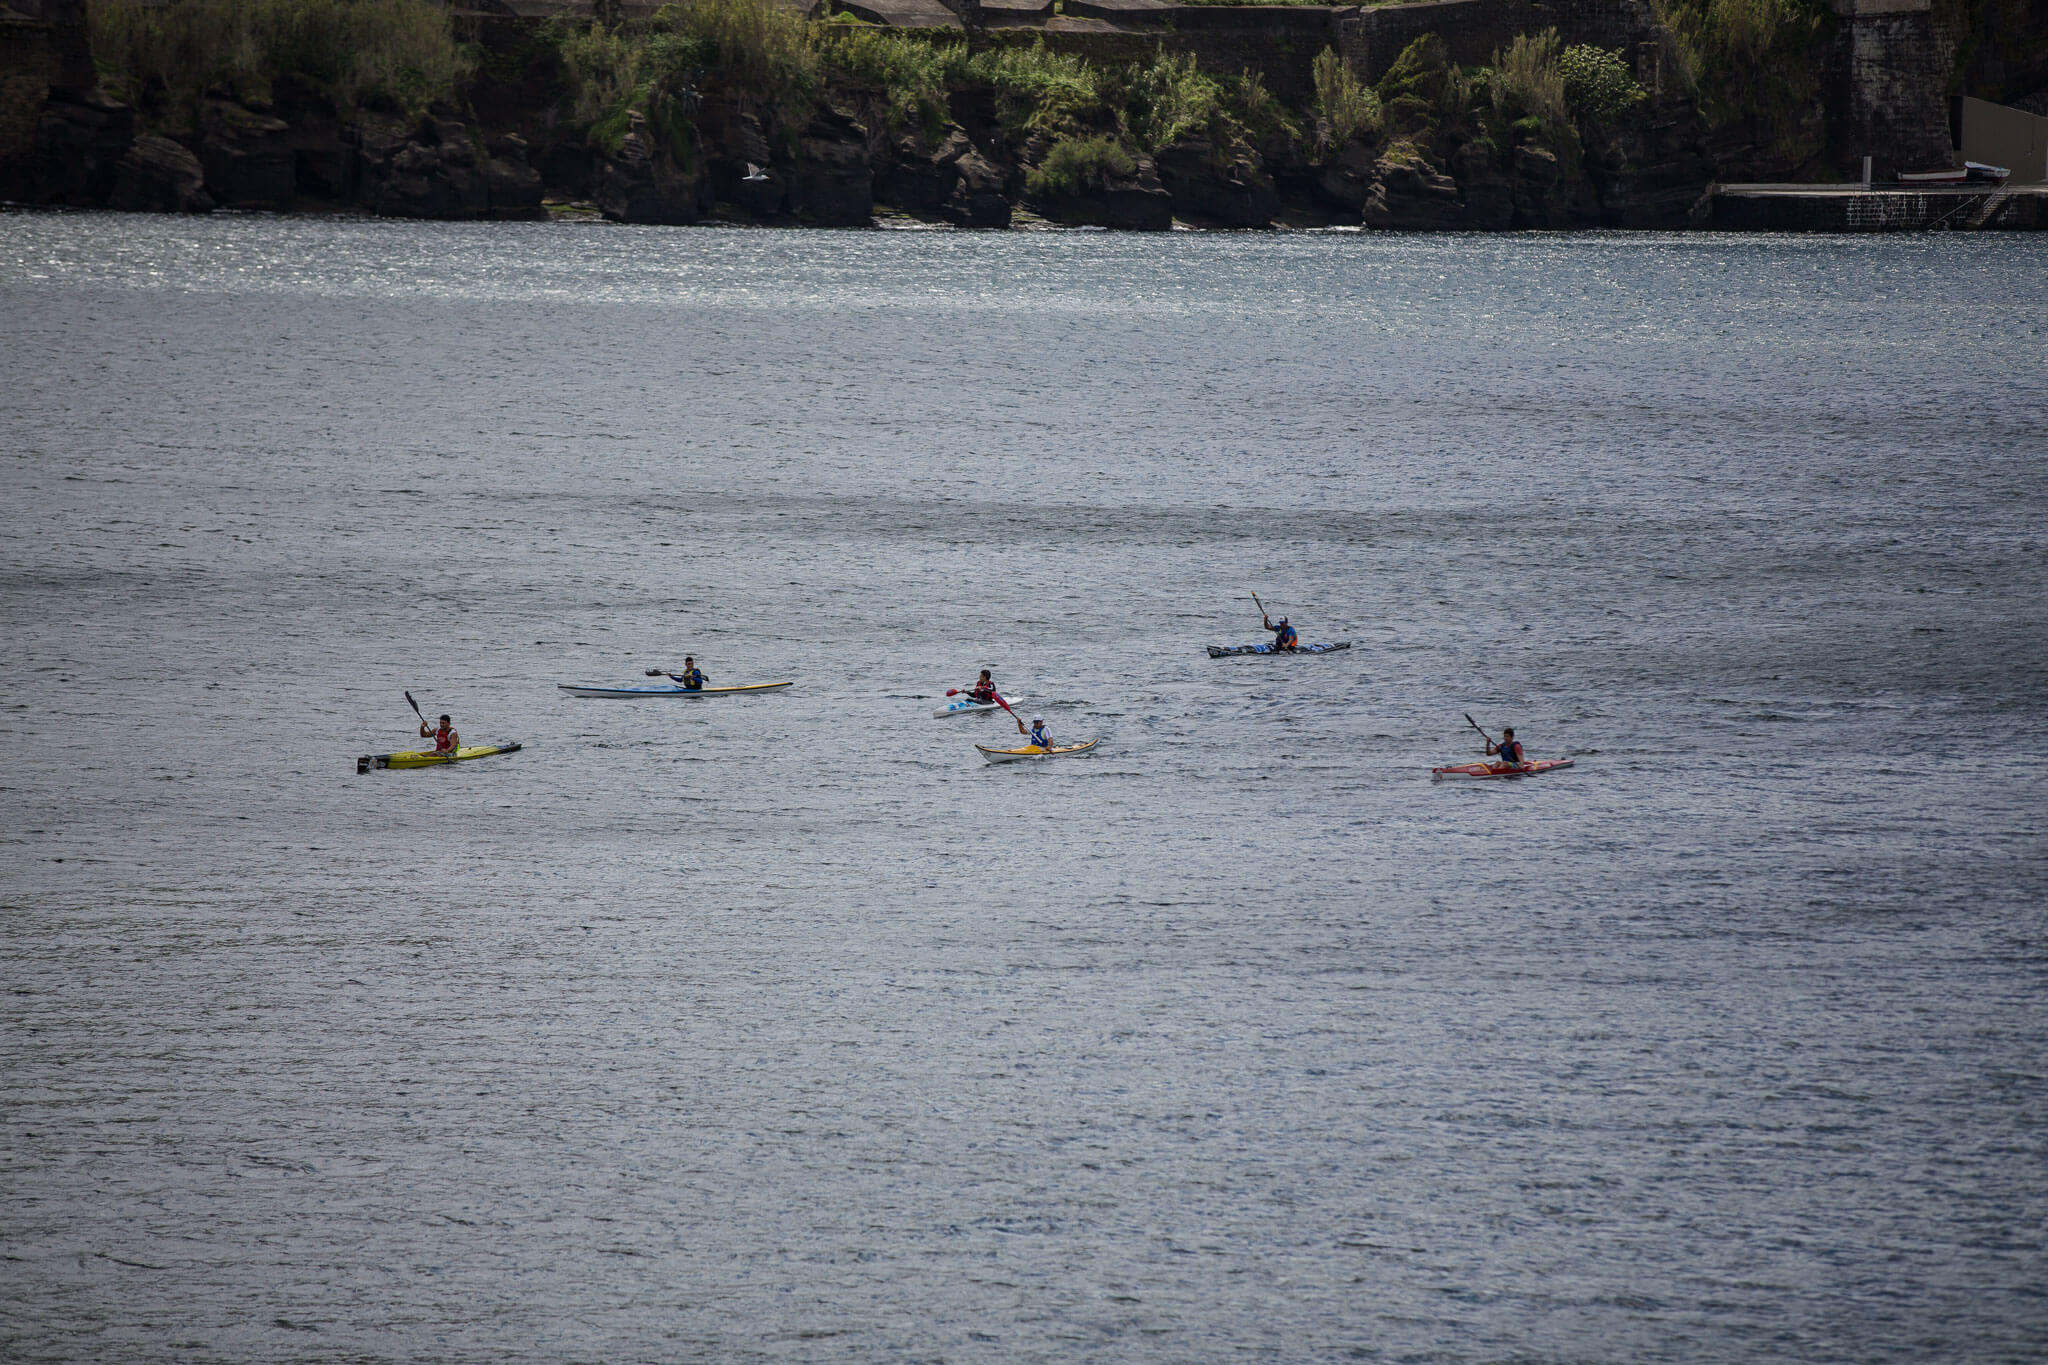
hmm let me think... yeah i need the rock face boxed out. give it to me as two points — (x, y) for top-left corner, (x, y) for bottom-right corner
(29, 87), (132, 206)
(872, 124), (1012, 227)
(875, 126), (968, 215)
(1582, 99), (1718, 228)
(107, 134), (212, 213)
(790, 109), (872, 226)
(356, 114), (494, 219)
(945, 148), (1011, 228)
(595, 113), (706, 224)
(1155, 139), (1278, 227)
(484, 134), (546, 219)
(1362, 151), (1465, 230)
(198, 98), (294, 209)
(1030, 153), (1173, 231)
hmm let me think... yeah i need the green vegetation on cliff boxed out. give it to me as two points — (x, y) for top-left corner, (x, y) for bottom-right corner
(1025, 133), (1132, 195)
(1312, 46), (1381, 151)
(1651, 0), (1831, 163)
(87, 0), (469, 124)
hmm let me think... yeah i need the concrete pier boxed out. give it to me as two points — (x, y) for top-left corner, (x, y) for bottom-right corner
(1712, 183), (2048, 231)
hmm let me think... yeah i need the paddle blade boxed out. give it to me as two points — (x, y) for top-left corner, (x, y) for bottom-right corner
(404, 690), (424, 721)
(945, 689), (960, 696)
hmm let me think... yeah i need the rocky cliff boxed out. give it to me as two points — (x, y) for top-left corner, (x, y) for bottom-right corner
(1, 0), (2039, 229)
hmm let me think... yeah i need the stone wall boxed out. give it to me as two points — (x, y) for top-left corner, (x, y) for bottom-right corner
(1829, 1), (1957, 176)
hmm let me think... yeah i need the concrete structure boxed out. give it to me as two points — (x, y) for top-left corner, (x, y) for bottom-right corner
(1713, 182), (2048, 230)
(1955, 95), (2048, 185)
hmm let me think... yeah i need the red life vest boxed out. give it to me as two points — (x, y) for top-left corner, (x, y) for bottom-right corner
(433, 726), (457, 753)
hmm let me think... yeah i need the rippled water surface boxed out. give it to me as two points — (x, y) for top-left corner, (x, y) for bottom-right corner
(3, 215), (2045, 1362)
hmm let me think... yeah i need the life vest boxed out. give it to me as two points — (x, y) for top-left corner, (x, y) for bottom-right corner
(433, 726), (457, 754)
(1275, 623), (1297, 648)
(1495, 738), (1523, 766)
(1029, 725), (1051, 748)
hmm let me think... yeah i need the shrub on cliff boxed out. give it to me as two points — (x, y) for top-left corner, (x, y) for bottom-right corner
(1489, 30), (1568, 133)
(1117, 51), (1227, 153)
(558, 0), (821, 157)
(1025, 133), (1133, 196)
(1312, 46), (1380, 152)
(1375, 34), (1471, 144)
(969, 41), (1104, 138)
(1558, 43), (1647, 121)
(819, 29), (964, 138)
(1649, 0), (1830, 165)
(89, 0), (471, 124)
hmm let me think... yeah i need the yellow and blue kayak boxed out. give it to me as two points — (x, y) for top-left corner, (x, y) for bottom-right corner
(357, 742), (522, 774)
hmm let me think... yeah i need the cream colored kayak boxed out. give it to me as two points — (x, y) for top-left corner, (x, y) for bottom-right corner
(558, 681), (793, 698)
(976, 738), (1100, 764)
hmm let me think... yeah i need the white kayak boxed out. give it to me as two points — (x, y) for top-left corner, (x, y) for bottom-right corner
(558, 681), (793, 699)
(977, 738), (1100, 764)
(932, 694), (1020, 719)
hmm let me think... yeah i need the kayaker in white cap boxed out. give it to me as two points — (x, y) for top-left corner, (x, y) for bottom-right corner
(1027, 717), (1052, 750)
(1261, 611), (1298, 651)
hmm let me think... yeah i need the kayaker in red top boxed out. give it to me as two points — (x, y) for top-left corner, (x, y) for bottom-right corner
(1486, 726), (1528, 772)
(420, 713), (459, 754)
(1262, 612), (1299, 651)
(965, 669), (999, 704)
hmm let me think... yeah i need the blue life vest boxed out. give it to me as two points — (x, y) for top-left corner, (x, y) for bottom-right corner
(1029, 725), (1051, 748)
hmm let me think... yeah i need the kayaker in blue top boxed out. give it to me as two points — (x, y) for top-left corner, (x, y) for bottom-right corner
(1486, 726), (1527, 771)
(666, 656), (708, 691)
(1028, 717), (1052, 750)
(1262, 612), (1299, 651)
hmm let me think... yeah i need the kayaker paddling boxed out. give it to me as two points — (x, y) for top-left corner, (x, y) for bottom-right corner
(965, 669), (999, 704)
(1485, 726), (1529, 772)
(1027, 716), (1052, 750)
(666, 657), (708, 691)
(1263, 612), (1299, 651)
(420, 713), (459, 755)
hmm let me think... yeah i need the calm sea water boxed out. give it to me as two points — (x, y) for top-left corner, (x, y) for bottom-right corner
(2, 214), (2045, 1363)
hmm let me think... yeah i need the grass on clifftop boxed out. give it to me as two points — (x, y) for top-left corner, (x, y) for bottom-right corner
(88, 0), (470, 124)
(1650, 0), (1831, 163)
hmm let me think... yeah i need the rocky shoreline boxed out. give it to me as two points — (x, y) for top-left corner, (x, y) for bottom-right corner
(4, 0), (2044, 231)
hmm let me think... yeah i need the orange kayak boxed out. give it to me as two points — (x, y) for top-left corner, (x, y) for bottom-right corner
(1431, 758), (1575, 781)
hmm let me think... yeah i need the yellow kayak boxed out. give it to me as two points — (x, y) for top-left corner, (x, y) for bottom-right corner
(357, 742), (522, 774)
(976, 738), (1100, 764)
